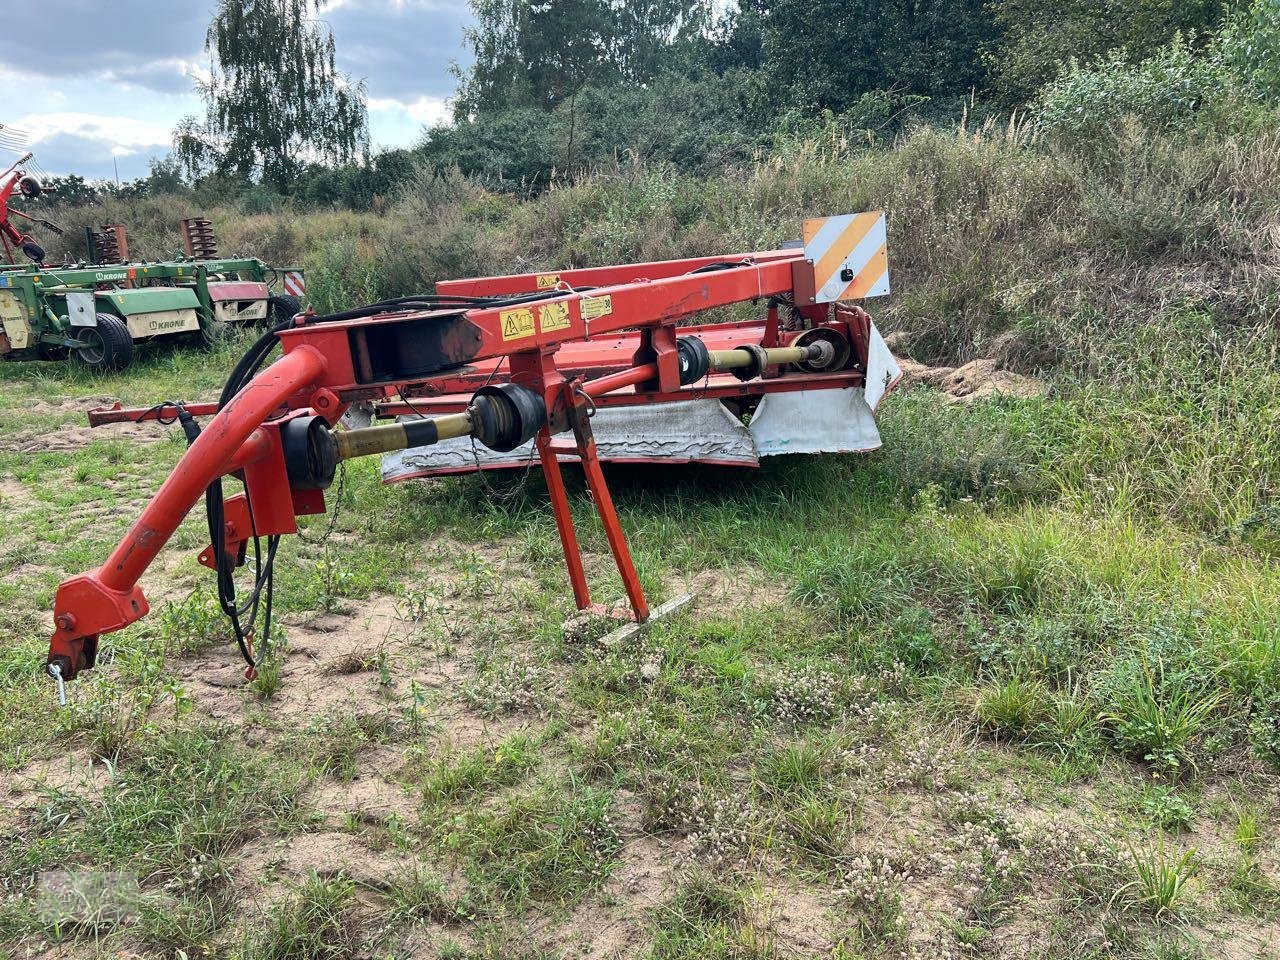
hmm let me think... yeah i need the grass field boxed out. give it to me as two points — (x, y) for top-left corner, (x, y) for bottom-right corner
(1, 319), (1279, 960)
(4, 120), (1280, 959)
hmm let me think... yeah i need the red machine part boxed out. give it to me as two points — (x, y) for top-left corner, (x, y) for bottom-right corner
(0, 166), (34, 263)
(50, 249), (879, 683)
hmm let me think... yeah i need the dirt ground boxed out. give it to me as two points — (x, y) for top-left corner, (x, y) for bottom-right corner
(2, 358), (1278, 960)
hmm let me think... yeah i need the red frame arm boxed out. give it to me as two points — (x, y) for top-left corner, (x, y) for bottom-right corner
(48, 347), (330, 678)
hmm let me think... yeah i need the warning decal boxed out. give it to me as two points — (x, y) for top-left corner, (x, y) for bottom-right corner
(536, 274), (561, 289)
(500, 307), (536, 341)
(801, 211), (890, 304)
(581, 295), (613, 321)
(538, 300), (571, 334)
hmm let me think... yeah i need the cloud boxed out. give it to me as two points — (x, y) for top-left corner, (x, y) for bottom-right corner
(16, 113), (173, 151)
(322, 0), (464, 12)
(324, 0), (472, 100)
(24, 132), (150, 180)
(0, 0), (473, 177)
(9, 112), (174, 178)
(104, 59), (201, 96)
(367, 95), (452, 126)
(0, 0), (207, 86)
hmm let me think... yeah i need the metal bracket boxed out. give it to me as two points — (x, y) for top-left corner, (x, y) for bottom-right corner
(65, 291), (96, 327)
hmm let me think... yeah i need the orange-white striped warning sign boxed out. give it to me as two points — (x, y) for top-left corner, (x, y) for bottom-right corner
(282, 270), (306, 298)
(802, 211), (889, 304)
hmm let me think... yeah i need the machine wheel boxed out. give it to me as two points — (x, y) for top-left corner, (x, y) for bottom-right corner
(74, 314), (134, 371)
(269, 293), (301, 326)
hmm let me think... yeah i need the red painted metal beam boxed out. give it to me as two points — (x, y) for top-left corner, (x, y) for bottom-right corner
(435, 249), (799, 297)
(274, 258), (803, 383)
(48, 346), (329, 679)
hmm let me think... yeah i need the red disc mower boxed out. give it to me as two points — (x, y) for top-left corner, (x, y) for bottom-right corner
(44, 212), (902, 697)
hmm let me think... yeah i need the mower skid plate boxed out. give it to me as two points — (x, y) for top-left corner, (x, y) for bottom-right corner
(380, 385), (895, 482)
(381, 398), (758, 481)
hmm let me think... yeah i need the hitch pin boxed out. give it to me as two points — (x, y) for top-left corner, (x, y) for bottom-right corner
(46, 662), (67, 707)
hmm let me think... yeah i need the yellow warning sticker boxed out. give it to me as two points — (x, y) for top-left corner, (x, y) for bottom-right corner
(538, 300), (571, 334)
(500, 307), (536, 341)
(536, 273), (561, 289)
(581, 295), (613, 321)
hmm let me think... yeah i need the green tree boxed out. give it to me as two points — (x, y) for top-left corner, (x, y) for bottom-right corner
(456, 0), (620, 115)
(175, 0), (369, 193)
(612, 0), (716, 80)
(755, 0), (997, 113)
(1218, 0), (1280, 100)
(455, 0), (715, 117)
(986, 0), (1230, 104)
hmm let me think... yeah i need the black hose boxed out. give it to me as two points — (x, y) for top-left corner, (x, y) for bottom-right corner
(207, 288), (575, 674)
(688, 259), (753, 274)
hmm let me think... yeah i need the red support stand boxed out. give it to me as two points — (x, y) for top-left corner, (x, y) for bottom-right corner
(565, 389), (650, 623)
(537, 429), (592, 610)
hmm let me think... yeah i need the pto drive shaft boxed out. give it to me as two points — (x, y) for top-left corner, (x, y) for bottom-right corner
(299, 341), (837, 482)
(282, 383), (546, 490)
(332, 412), (474, 461)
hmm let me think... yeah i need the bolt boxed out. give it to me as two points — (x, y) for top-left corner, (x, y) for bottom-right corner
(55, 613), (76, 632)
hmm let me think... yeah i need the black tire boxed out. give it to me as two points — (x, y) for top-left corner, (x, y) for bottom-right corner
(269, 293), (301, 326)
(74, 314), (134, 371)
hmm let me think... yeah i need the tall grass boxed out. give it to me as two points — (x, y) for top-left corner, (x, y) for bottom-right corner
(43, 119), (1280, 527)
(40, 120), (1280, 364)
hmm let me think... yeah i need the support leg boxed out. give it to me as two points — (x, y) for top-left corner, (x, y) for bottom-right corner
(575, 432), (650, 623)
(537, 430), (591, 610)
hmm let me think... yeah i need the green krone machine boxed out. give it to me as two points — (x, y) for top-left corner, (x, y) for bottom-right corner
(0, 256), (304, 371)
(0, 191), (304, 372)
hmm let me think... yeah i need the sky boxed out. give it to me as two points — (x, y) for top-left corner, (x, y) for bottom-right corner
(0, 0), (472, 182)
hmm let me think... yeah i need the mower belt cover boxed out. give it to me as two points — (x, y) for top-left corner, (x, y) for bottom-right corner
(0, 290), (30, 349)
(101, 287), (201, 338)
(747, 322), (901, 456)
(207, 281), (269, 325)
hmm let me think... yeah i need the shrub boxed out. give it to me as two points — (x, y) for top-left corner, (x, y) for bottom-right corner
(1101, 662), (1224, 774)
(1218, 0), (1280, 101)
(303, 235), (384, 313)
(975, 676), (1051, 739)
(1037, 38), (1241, 144)
(874, 388), (1056, 503)
(244, 873), (360, 960)
(1140, 786), (1195, 833)
(1115, 839), (1198, 920)
(1248, 689), (1280, 770)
